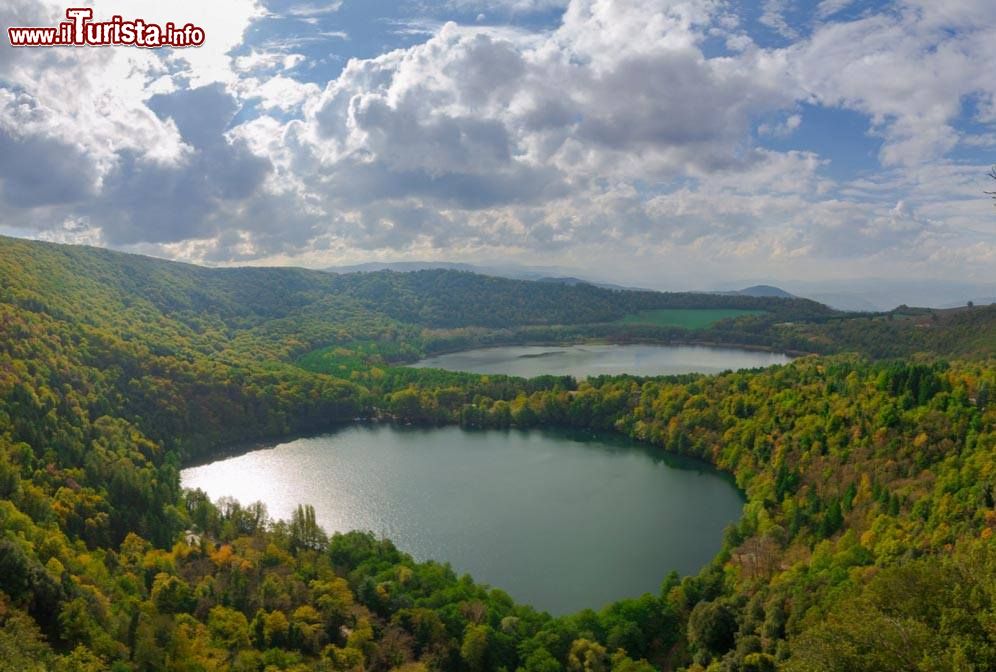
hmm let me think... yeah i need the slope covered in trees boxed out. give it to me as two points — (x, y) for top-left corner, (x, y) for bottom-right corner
(324, 269), (833, 329)
(781, 305), (996, 359)
(0, 235), (993, 671)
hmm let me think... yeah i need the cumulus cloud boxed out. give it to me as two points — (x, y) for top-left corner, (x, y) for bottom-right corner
(446, 0), (570, 14)
(87, 84), (272, 245)
(789, 1), (996, 166)
(815, 0), (858, 20)
(286, 5), (795, 212)
(760, 0), (798, 39)
(0, 119), (98, 208)
(0, 0), (993, 284)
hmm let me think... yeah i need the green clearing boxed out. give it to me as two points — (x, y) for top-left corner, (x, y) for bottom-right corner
(613, 307), (765, 329)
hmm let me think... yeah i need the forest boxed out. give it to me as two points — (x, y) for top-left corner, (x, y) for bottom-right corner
(0, 235), (993, 672)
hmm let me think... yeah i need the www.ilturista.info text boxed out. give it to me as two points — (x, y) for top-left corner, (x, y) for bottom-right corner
(7, 8), (205, 48)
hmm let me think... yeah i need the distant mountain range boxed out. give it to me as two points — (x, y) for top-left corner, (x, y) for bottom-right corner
(772, 279), (996, 313)
(325, 262), (654, 292)
(322, 261), (996, 313)
(328, 261), (480, 274)
(535, 276), (643, 291)
(801, 293), (882, 313)
(722, 285), (796, 299)
(325, 261), (572, 281)
(324, 262), (801, 301)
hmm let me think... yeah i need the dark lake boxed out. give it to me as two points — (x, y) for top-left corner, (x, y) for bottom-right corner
(411, 343), (789, 378)
(181, 425), (744, 614)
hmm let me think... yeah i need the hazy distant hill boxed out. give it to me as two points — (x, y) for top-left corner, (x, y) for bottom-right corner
(327, 261), (484, 274)
(327, 261), (658, 292)
(737, 285), (795, 299)
(724, 285), (883, 312)
(724, 285), (882, 312)
(784, 279), (996, 312)
(537, 276), (639, 291)
(327, 263), (806, 298)
(325, 260), (572, 281)
(804, 292), (882, 313)
(326, 260), (665, 292)
(943, 297), (996, 309)
(329, 265), (996, 313)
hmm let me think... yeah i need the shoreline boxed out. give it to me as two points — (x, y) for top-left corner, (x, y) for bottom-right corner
(407, 336), (812, 363)
(180, 420), (746, 500)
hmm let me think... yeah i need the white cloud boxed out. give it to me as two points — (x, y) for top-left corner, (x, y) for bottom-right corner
(282, 2), (343, 18)
(240, 75), (319, 111)
(88, 0), (265, 85)
(0, 0), (994, 285)
(447, 0), (570, 14)
(758, 113), (802, 138)
(234, 50), (307, 73)
(816, 0), (858, 20)
(0, 0), (263, 187)
(0, 0), (267, 237)
(788, 2), (996, 166)
(760, 0), (798, 39)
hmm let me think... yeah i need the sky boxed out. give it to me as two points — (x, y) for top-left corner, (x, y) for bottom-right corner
(0, 0), (995, 294)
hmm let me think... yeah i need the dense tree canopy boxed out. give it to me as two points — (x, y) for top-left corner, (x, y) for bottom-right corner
(0, 235), (993, 671)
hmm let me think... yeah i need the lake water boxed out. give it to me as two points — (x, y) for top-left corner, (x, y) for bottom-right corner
(411, 344), (789, 378)
(181, 425), (743, 614)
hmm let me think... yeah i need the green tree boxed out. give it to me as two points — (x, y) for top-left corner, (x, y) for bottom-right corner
(208, 606), (251, 651)
(460, 624), (492, 672)
(687, 601), (737, 659)
(290, 504), (328, 552)
(567, 639), (609, 672)
(151, 573), (194, 614)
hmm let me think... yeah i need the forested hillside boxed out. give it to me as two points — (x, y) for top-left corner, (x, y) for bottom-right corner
(782, 306), (996, 359)
(0, 235), (993, 671)
(0, 236), (827, 333)
(324, 270), (833, 329)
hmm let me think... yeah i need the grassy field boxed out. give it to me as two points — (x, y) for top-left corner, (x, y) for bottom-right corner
(613, 308), (765, 329)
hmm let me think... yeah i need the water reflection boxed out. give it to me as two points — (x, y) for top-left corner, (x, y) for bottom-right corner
(181, 424), (744, 614)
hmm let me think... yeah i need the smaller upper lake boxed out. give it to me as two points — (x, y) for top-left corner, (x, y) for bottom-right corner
(412, 344), (789, 379)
